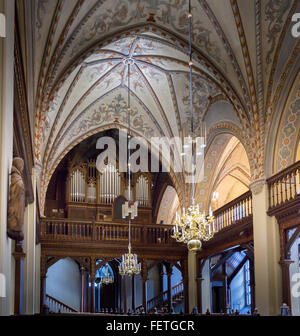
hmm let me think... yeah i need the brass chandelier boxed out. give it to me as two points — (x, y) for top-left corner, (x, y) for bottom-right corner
(119, 62), (141, 276)
(172, 0), (215, 252)
(100, 264), (114, 285)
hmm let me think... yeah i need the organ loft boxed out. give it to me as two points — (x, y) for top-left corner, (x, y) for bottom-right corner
(0, 0), (300, 319)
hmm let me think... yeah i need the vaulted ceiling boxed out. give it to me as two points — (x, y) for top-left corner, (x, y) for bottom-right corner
(16, 0), (300, 213)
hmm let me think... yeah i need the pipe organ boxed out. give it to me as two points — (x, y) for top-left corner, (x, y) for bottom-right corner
(68, 162), (150, 206)
(87, 162), (97, 203)
(99, 163), (121, 204)
(136, 175), (149, 206)
(70, 168), (85, 202)
(63, 160), (152, 222)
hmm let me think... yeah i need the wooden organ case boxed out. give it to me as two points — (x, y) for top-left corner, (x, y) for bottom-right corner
(46, 158), (152, 224)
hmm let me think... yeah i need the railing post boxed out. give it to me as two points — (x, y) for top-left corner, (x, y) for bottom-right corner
(92, 220), (95, 240)
(80, 266), (86, 312)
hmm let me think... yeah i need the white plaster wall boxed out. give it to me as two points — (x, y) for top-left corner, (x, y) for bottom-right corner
(46, 258), (81, 311)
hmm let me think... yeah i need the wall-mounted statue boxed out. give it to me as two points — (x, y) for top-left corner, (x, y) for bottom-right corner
(7, 157), (25, 241)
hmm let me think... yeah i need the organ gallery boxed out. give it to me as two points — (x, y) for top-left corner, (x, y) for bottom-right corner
(0, 0), (299, 323)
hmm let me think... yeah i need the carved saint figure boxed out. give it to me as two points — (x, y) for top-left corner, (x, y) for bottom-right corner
(7, 157), (25, 241)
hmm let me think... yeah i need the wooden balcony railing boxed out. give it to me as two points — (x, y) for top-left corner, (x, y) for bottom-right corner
(46, 294), (78, 313)
(40, 219), (175, 245)
(213, 191), (252, 231)
(267, 160), (300, 211)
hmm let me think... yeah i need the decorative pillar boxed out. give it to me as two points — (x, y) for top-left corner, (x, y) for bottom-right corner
(80, 266), (86, 312)
(279, 259), (294, 309)
(39, 254), (47, 314)
(251, 180), (282, 315)
(0, 0), (15, 316)
(22, 167), (38, 314)
(279, 226), (294, 309)
(90, 257), (96, 313)
(12, 242), (25, 315)
(40, 275), (47, 314)
(188, 251), (196, 313)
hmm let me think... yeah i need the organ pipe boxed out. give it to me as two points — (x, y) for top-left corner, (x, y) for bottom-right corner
(70, 168), (85, 202)
(136, 175), (148, 206)
(99, 163), (121, 203)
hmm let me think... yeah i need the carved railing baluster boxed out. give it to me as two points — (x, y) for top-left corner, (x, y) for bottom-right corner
(267, 160), (300, 212)
(213, 191), (252, 233)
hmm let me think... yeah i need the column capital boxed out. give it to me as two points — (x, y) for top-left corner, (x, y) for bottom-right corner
(249, 179), (266, 195)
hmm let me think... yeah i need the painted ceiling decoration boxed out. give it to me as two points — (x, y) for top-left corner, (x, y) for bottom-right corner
(17, 0), (300, 214)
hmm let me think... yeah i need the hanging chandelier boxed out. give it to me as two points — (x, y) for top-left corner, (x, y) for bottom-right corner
(172, 204), (215, 251)
(119, 243), (141, 276)
(100, 264), (114, 285)
(119, 62), (141, 276)
(172, 0), (215, 252)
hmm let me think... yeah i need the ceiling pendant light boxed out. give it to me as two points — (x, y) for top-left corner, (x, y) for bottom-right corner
(119, 63), (141, 276)
(100, 264), (114, 285)
(172, 0), (215, 252)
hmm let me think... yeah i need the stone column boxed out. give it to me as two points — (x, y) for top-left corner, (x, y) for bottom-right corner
(250, 180), (282, 315)
(188, 251), (197, 313)
(0, 0), (14, 316)
(22, 168), (38, 314)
